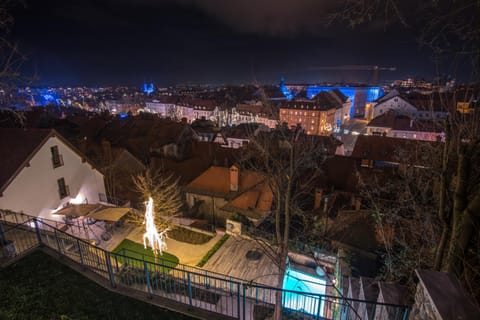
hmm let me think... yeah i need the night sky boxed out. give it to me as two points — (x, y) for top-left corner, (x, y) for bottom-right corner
(9, 0), (456, 86)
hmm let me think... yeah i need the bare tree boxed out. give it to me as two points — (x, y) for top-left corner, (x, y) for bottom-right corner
(0, 0), (28, 126)
(329, 0), (480, 301)
(126, 169), (183, 254)
(241, 126), (329, 319)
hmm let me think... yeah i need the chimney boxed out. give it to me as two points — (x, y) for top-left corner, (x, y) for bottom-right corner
(230, 165), (239, 192)
(101, 139), (112, 165)
(314, 188), (323, 210)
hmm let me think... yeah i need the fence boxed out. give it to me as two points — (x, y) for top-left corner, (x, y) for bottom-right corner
(0, 218), (410, 320)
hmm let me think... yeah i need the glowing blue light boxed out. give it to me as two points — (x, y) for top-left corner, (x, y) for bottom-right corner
(306, 86), (384, 118)
(119, 113), (128, 119)
(280, 76), (293, 100)
(282, 267), (327, 316)
(143, 82), (154, 94)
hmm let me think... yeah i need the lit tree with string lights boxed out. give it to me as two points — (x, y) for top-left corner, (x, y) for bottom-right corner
(128, 170), (183, 259)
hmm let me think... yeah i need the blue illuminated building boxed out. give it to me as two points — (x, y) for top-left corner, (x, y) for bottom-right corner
(143, 82), (154, 95)
(305, 86), (383, 118)
(279, 77), (293, 100)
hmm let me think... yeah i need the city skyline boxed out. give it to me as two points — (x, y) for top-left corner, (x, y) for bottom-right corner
(10, 0), (469, 86)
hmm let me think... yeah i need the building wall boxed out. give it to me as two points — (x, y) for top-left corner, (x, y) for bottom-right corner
(185, 192), (229, 227)
(280, 107), (336, 135)
(367, 126), (443, 142)
(0, 136), (106, 219)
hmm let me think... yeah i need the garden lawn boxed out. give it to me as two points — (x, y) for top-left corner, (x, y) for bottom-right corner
(113, 239), (179, 269)
(0, 250), (197, 320)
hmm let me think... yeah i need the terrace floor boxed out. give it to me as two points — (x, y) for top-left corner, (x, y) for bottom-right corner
(202, 236), (280, 288)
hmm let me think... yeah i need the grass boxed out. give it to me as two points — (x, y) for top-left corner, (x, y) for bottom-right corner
(0, 251), (197, 320)
(168, 227), (213, 244)
(112, 239), (179, 269)
(196, 234), (230, 267)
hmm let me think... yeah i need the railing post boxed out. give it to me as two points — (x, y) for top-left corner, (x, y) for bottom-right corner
(237, 282), (241, 320)
(33, 218), (42, 245)
(0, 222), (6, 245)
(242, 284), (246, 320)
(54, 229), (62, 254)
(77, 239), (85, 270)
(105, 251), (116, 288)
(144, 261), (152, 298)
(316, 295), (322, 320)
(115, 254), (119, 272)
(187, 272), (193, 306)
(205, 271), (210, 289)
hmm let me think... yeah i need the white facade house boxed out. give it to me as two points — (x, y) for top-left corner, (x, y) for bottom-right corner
(368, 94), (417, 120)
(0, 129), (106, 220)
(145, 100), (176, 117)
(365, 89), (450, 121)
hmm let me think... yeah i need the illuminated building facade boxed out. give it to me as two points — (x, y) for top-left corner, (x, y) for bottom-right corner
(280, 102), (336, 135)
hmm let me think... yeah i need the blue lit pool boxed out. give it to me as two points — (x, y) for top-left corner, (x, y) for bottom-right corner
(282, 267), (327, 316)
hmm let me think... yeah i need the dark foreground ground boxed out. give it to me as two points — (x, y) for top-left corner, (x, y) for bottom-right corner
(0, 250), (198, 320)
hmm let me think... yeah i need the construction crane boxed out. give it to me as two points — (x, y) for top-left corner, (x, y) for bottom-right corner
(309, 65), (397, 85)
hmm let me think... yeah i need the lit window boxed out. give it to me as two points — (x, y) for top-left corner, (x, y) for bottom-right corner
(57, 178), (70, 199)
(312, 113), (315, 116)
(51, 146), (64, 168)
(312, 120), (315, 124)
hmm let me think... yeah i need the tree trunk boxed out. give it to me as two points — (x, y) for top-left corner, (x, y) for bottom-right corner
(274, 246), (287, 320)
(434, 123), (450, 270)
(447, 190), (480, 275)
(445, 145), (469, 275)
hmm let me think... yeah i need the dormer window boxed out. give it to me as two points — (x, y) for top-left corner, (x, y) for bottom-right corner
(51, 146), (64, 168)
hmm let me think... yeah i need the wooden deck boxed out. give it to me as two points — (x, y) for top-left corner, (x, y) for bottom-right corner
(202, 236), (280, 288)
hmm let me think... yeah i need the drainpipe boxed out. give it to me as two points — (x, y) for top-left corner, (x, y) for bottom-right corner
(212, 196), (216, 232)
(0, 222), (6, 245)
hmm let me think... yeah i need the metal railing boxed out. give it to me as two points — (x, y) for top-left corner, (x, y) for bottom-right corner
(0, 218), (410, 320)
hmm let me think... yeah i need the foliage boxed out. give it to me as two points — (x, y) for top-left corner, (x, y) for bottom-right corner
(228, 211), (253, 227)
(0, 251), (195, 320)
(196, 234), (229, 267)
(168, 227), (213, 245)
(112, 239), (179, 268)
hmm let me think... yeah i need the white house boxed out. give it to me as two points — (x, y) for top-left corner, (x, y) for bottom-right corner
(0, 128), (106, 220)
(365, 90), (418, 121)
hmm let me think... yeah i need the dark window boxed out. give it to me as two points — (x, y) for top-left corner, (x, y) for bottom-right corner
(51, 146), (64, 168)
(57, 178), (70, 199)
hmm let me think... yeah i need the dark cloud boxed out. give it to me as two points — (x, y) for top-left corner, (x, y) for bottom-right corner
(104, 0), (337, 36)
(180, 0), (337, 36)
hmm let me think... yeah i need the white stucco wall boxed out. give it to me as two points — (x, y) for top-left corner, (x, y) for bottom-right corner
(373, 97), (417, 119)
(0, 136), (106, 219)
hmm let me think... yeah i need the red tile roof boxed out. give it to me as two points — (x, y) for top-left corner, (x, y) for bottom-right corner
(0, 128), (52, 194)
(351, 135), (441, 164)
(184, 166), (264, 198)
